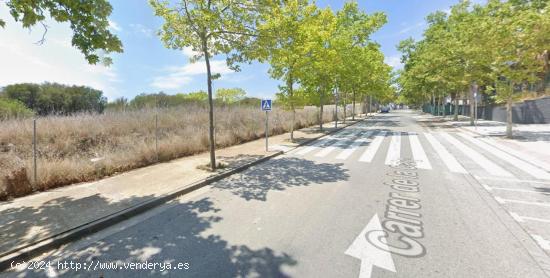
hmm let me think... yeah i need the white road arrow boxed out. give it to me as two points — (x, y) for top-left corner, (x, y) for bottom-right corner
(345, 214), (396, 278)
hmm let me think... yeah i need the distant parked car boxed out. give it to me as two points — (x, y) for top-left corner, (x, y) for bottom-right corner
(380, 106), (390, 113)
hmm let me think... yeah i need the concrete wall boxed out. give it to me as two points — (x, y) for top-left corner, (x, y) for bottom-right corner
(487, 97), (550, 124)
(423, 96), (550, 124)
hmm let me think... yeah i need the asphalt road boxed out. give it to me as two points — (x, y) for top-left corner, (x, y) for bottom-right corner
(4, 110), (550, 278)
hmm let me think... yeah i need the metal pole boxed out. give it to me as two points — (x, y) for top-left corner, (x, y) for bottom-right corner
(155, 114), (159, 162)
(33, 118), (37, 186)
(265, 111), (269, 152)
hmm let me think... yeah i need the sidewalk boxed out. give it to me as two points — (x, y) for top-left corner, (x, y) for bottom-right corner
(0, 116), (368, 265)
(418, 113), (550, 170)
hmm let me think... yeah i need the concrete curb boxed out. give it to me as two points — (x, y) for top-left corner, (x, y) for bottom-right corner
(0, 117), (367, 271)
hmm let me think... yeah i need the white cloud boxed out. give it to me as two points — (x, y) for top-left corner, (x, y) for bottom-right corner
(182, 47), (201, 58)
(108, 20), (122, 32)
(385, 56), (403, 70)
(0, 4), (123, 99)
(399, 22), (426, 34)
(130, 23), (154, 38)
(151, 60), (234, 90)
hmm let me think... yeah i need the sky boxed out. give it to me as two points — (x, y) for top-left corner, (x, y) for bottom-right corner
(0, 0), (474, 101)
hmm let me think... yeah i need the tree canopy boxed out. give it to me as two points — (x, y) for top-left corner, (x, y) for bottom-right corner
(1, 83), (107, 115)
(1, 0), (123, 65)
(397, 0), (549, 137)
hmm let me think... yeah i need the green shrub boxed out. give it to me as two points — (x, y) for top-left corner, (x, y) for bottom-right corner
(0, 98), (34, 119)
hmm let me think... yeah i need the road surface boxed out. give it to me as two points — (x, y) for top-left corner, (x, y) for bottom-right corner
(4, 110), (550, 277)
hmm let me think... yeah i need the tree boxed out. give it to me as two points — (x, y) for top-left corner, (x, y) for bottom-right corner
(150, 0), (263, 170)
(1, 82), (107, 115)
(0, 98), (34, 119)
(255, 0), (315, 141)
(215, 88), (246, 104)
(1, 0), (122, 65)
(299, 7), (338, 131)
(187, 90), (208, 102)
(482, 0), (549, 137)
(331, 2), (387, 121)
(397, 0), (548, 138)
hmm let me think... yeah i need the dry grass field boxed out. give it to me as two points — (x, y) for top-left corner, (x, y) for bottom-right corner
(0, 104), (342, 200)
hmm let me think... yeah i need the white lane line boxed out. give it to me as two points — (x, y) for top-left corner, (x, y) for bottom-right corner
(439, 133), (513, 177)
(532, 235), (550, 251)
(423, 133), (467, 173)
(295, 131), (350, 155)
(494, 196), (550, 208)
(336, 130), (376, 160)
(385, 132), (401, 166)
(359, 131), (387, 163)
(509, 212), (550, 224)
(315, 129), (364, 157)
(478, 137), (550, 172)
(482, 184), (550, 195)
(409, 133), (432, 169)
(474, 176), (550, 185)
(458, 133), (550, 180)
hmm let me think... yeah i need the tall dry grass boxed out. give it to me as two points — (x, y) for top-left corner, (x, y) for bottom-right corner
(0, 104), (341, 199)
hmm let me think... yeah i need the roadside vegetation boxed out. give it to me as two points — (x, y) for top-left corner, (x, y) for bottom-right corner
(0, 0), (396, 198)
(150, 0), (395, 169)
(0, 103), (341, 200)
(397, 0), (549, 137)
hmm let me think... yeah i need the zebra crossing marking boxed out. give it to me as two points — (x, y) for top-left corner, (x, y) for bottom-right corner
(478, 137), (550, 172)
(295, 130), (351, 155)
(439, 132), (513, 177)
(336, 130), (376, 160)
(359, 131), (387, 163)
(385, 131), (401, 166)
(409, 133), (432, 169)
(423, 133), (467, 173)
(494, 196), (550, 208)
(457, 133), (550, 180)
(315, 129), (364, 157)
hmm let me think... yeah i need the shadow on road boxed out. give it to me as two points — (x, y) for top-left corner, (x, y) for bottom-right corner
(9, 198), (297, 277)
(211, 157), (350, 201)
(0, 194), (155, 259)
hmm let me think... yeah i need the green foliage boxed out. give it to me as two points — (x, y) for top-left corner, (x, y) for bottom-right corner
(150, 0), (265, 169)
(105, 97), (129, 111)
(398, 0), (549, 106)
(186, 91), (208, 102)
(0, 97), (34, 119)
(127, 91), (212, 109)
(215, 88), (246, 104)
(2, 0), (123, 65)
(1, 83), (107, 115)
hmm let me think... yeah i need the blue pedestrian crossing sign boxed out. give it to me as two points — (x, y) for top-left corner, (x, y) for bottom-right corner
(261, 99), (272, 111)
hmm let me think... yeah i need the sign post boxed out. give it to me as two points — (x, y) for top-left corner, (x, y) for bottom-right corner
(261, 99), (272, 151)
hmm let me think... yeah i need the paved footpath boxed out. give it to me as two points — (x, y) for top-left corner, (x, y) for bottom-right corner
(3, 110), (550, 277)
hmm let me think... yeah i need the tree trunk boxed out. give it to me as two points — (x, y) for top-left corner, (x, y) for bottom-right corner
(352, 90), (356, 120)
(369, 95), (372, 115)
(342, 89), (346, 124)
(453, 94), (459, 121)
(506, 97), (513, 138)
(203, 41), (216, 170)
(288, 77), (295, 142)
(319, 93), (324, 131)
(469, 85), (475, 126)
(439, 96), (443, 116)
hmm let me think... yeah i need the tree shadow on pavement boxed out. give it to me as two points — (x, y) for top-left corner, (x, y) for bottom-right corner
(11, 197), (297, 277)
(0, 194), (155, 259)
(211, 157), (350, 201)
